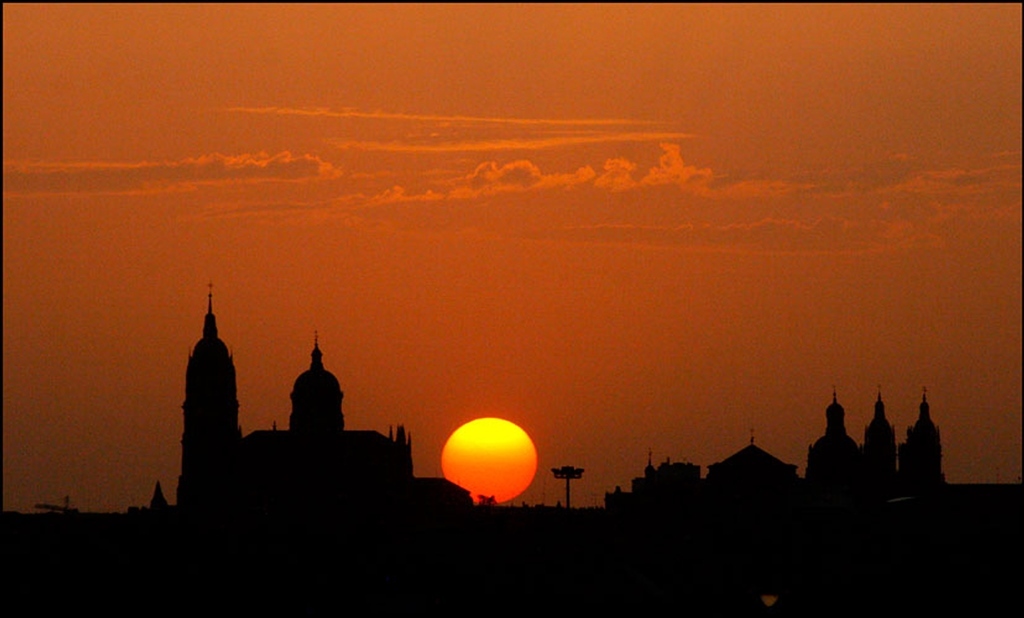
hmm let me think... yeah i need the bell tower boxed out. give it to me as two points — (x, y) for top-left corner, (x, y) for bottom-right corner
(177, 288), (240, 511)
(898, 389), (944, 490)
(863, 389), (897, 491)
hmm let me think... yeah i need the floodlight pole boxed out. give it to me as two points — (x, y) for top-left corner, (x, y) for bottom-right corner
(551, 465), (584, 509)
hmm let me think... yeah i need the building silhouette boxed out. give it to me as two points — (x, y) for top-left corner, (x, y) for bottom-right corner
(862, 390), (897, 494)
(608, 389), (946, 513)
(806, 391), (863, 488)
(176, 293), (471, 517)
(177, 292), (240, 511)
(706, 442), (799, 491)
(804, 389), (944, 496)
(898, 391), (944, 489)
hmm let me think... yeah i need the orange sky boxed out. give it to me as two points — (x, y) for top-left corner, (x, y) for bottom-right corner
(4, 4), (1021, 512)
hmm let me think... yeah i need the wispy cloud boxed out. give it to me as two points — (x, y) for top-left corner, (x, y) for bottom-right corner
(593, 143), (808, 198)
(362, 159), (596, 206)
(330, 132), (695, 153)
(3, 152), (340, 197)
(346, 143), (810, 209)
(885, 163), (1022, 198)
(225, 106), (659, 127)
(533, 216), (940, 255)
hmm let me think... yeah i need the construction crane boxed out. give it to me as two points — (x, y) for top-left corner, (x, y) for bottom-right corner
(34, 495), (78, 514)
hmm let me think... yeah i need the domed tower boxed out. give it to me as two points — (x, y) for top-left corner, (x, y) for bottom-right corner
(289, 335), (344, 436)
(862, 390), (897, 490)
(899, 390), (943, 490)
(806, 391), (862, 486)
(177, 291), (240, 510)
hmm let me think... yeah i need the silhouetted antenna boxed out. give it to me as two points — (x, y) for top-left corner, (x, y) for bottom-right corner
(551, 465), (584, 509)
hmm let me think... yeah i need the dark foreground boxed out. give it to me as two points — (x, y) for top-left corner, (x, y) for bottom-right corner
(4, 484), (1020, 616)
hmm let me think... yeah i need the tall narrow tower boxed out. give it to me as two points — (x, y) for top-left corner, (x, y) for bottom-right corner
(863, 390), (897, 491)
(898, 390), (943, 490)
(177, 290), (240, 510)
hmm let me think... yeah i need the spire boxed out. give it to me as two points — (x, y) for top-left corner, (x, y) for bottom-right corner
(875, 387), (886, 420)
(310, 331), (323, 370)
(203, 283), (218, 339)
(919, 387), (930, 421)
(150, 481), (168, 510)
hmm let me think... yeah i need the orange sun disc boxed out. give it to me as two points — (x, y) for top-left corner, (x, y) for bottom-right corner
(441, 417), (538, 504)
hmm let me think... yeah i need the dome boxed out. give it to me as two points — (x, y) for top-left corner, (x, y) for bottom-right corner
(289, 339), (344, 435)
(184, 296), (237, 405)
(806, 391), (862, 485)
(825, 392), (845, 432)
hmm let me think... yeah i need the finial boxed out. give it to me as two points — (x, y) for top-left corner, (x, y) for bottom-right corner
(832, 386), (837, 403)
(310, 331), (324, 368)
(877, 385), (882, 401)
(202, 283), (218, 339)
(922, 386), (927, 402)
(750, 426), (755, 445)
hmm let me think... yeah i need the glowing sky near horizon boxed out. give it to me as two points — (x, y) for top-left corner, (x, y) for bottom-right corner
(3, 4), (1021, 512)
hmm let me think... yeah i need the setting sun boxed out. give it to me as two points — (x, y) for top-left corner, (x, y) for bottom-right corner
(441, 418), (538, 504)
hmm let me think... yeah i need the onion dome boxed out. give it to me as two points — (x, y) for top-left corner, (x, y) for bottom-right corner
(289, 336), (344, 435)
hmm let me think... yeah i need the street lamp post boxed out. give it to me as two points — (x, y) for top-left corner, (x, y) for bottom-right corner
(551, 465), (584, 509)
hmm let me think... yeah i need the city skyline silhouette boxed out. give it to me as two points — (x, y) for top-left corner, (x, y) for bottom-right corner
(4, 3), (1020, 517)
(4, 6), (1020, 614)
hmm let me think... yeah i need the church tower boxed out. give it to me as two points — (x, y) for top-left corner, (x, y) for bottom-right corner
(806, 391), (862, 486)
(898, 390), (944, 490)
(862, 390), (897, 492)
(289, 335), (344, 436)
(177, 290), (240, 510)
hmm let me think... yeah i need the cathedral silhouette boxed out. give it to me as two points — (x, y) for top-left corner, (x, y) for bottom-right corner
(175, 292), (471, 517)
(608, 389), (944, 512)
(806, 388), (943, 494)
